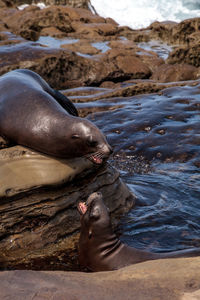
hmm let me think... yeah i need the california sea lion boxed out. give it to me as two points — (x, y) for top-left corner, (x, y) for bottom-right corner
(0, 69), (112, 164)
(78, 192), (200, 271)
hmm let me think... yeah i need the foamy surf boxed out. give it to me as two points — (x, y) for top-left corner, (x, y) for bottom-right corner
(90, 0), (200, 29)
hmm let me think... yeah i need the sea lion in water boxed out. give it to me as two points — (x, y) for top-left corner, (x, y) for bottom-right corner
(0, 69), (112, 164)
(78, 192), (200, 271)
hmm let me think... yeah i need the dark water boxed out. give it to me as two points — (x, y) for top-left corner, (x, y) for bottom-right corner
(76, 82), (200, 253)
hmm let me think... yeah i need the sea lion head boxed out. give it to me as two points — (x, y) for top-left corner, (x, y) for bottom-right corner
(78, 192), (114, 271)
(69, 118), (113, 165)
(78, 192), (111, 238)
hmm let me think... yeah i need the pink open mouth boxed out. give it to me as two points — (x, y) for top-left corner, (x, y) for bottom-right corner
(89, 155), (103, 165)
(78, 202), (88, 215)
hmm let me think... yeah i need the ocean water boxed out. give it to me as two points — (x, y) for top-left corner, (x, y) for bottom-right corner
(90, 0), (200, 29)
(78, 82), (200, 253)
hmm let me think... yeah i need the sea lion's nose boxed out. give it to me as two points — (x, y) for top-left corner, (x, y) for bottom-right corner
(102, 143), (113, 155)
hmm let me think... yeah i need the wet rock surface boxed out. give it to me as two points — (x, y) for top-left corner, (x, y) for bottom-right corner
(1, 257), (200, 300)
(0, 6), (199, 87)
(0, 143), (134, 270)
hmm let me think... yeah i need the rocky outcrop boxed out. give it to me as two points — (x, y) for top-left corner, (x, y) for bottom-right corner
(0, 257), (200, 299)
(167, 43), (200, 67)
(2, 5), (108, 41)
(142, 18), (200, 46)
(10, 0), (91, 9)
(0, 141), (135, 270)
(0, 5), (199, 86)
(0, 38), (159, 88)
(151, 63), (199, 82)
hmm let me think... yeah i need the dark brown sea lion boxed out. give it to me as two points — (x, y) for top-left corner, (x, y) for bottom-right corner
(78, 192), (200, 271)
(0, 69), (112, 164)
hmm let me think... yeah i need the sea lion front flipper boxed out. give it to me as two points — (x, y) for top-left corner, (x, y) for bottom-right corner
(52, 89), (79, 117)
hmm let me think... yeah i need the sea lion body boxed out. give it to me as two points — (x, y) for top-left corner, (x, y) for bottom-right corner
(0, 69), (112, 163)
(78, 192), (200, 271)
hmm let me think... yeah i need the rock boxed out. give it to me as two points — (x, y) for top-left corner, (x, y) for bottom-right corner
(61, 39), (100, 55)
(151, 63), (199, 82)
(0, 40), (154, 88)
(2, 5), (106, 41)
(63, 80), (195, 104)
(171, 18), (200, 45)
(0, 143), (135, 270)
(70, 22), (118, 39)
(167, 43), (200, 67)
(118, 18), (200, 47)
(108, 40), (164, 73)
(0, 257), (200, 299)
(148, 21), (177, 43)
(0, 41), (99, 89)
(9, 0), (91, 9)
(40, 26), (69, 38)
(144, 19), (200, 46)
(94, 48), (152, 83)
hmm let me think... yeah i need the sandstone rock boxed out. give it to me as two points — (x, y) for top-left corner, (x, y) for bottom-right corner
(147, 18), (200, 46)
(167, 43), (200, 67)
(151, 63), (199, 82)
(0, 38), (155, 88)
(9, 0), (91, 9)
(108, 40), (164, 73)
(119, 18), (200, 47)
(61, 39), (100, 55)
(171, 18), (200, 45)
(40, 26), (69, 38)
(0, 257), (200, 299)
(0, 41), (94, 89)
(148, 21), (177, 43)
(70, 22), (118, 39)
(98, 48), (152, 82)
(64, 80), (195, 104)
(2, 5), (106, 41)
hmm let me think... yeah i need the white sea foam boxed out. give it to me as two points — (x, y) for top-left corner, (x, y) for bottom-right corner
(90, 0), (200, 29)
(18, 2), (47, 10)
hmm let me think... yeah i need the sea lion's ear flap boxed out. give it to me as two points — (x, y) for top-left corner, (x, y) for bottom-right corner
(90, 207), (100, 220)
(89, 228), (92, 239)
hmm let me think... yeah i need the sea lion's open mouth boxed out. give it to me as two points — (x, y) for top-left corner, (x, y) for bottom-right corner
(78, 192), (102, 215)
(87, 152), (104, 165)
(78, 201), (88, 215)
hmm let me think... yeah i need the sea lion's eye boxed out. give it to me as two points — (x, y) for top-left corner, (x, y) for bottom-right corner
(71, 134), (80, 139)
